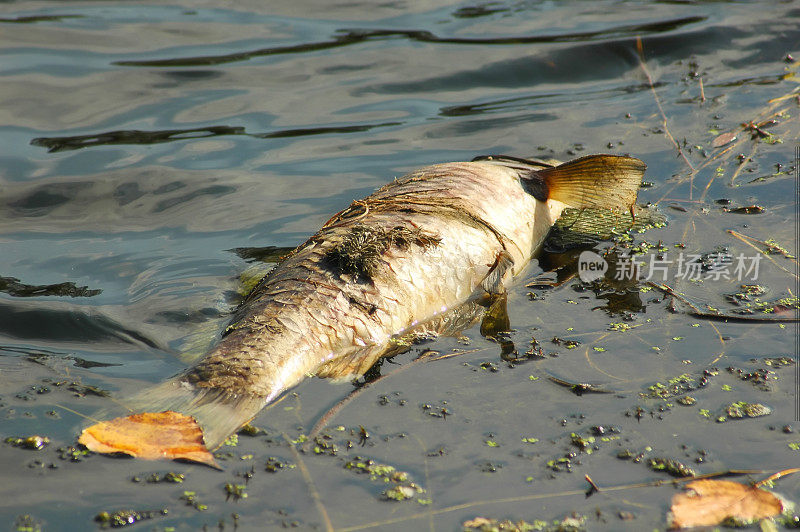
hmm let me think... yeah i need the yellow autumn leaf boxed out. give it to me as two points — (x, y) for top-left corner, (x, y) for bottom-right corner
(670, 479), (783, 528)
(78, 411), (219, 469)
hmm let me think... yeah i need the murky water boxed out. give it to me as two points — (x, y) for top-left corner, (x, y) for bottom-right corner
(1, 1), (798, 530)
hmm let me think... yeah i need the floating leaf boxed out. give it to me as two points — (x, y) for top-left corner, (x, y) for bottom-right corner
(670, 479), (783, 528)
(712, 130), (738, 148)
(78, 411), (219, 468)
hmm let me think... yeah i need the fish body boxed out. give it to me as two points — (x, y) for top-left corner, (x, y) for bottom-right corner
(191, 161), (551, 394)
(81, 154), (646, 458)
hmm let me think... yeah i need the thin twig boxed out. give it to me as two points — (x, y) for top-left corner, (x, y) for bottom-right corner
(648, 281), (800, 322)
(52, 403), (102, 424)
(647, 281), (702, 313)
(584, 474), (601, 496)
(284, 433), (334, 532)
(583, 331), (622, 381)
(755, 467), (800, 488)
(308, 388), (363, 439)
(410, 433), (436, 531)
(728, 229), (799, 273)
(726, 142), (759, 188)
(636, 37), (697, 182)
(706, 321), (726, 366)
(335, 469), (769, 531)
(546, 373), (614, 394)
(654, 92), (793, 205)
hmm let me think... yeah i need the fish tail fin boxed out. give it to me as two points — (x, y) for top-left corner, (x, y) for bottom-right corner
(125, 378), (266, 450)
(81, 378), (266, 464)
(526, 154), (646, 212)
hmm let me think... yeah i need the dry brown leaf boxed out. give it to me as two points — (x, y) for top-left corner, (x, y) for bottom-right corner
(78, 411), (220, 469)
(711, 130), (738, 148)
(670, 479), (783, 528)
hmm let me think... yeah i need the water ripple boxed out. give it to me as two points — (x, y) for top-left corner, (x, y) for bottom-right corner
(113, 17), (706, 68)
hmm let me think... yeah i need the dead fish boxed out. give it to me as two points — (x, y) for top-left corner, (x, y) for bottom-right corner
(79, 154), (646, 463)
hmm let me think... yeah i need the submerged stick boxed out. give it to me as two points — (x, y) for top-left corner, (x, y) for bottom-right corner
(648, 281), (800, 323)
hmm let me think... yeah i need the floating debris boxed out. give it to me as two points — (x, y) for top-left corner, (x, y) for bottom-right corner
(551, 337), (580, 349)
(95, 508), (168, 528)
(265, 456), (295, 473)
(311, 435), (339, 456)
(725, 401), (772, 419)
(712, 130), (738, 148)
(648, 457), (697, 478)
(463, 514), (587, 532)
(344, 456), (424, 502)
(724, 205), (764, 215)
(57, 445), (92, 462)
(133, 472), (185, 484)
(5, 435), (49, 450)
(762, 356), (794, 367)
(180, 491), (207, 511)
(14, 514), (43, 532)
(421, 402), (451, 418)
(383, 485), (418, 501)
(547, 374), (613, 395)
(224, 483), (248, 501)
(66, 382), (110, 398)
(642, 371), (713, 399)
(238, 424), (264, 436)
(570, 433), (596, 453)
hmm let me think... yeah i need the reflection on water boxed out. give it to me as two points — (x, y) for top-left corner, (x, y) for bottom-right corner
(0, 276), (101, 298)
(0, 1), (798, 530)
(31, 121), (403, 152)
(113, 17), (706, 67)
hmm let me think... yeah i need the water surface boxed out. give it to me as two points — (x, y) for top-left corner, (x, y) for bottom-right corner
(1, 1), (798, 530)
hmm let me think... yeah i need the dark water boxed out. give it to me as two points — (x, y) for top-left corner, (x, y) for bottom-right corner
(1, 1), (798, 530)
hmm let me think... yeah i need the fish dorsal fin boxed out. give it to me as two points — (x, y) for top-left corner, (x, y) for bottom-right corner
(523, 155), (646, 212)
(472, 154), (557, 170)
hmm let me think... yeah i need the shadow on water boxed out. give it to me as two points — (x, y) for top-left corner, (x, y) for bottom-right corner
(0, 301), (159, 348)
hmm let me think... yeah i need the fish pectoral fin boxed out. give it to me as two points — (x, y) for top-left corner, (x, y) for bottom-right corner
(478, 250), (515, 298)
(315, 345), (387, 380)
(522, 154), (646, 211)
(479, 293), (510, 338)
